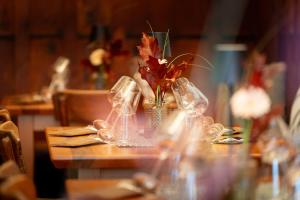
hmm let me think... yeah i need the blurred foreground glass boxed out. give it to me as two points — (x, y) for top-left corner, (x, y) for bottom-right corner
(156, 113), (209, 200)
(287, 155), (300, 199)
(134, 110), (188, 191)
(256, 134), (295, 199)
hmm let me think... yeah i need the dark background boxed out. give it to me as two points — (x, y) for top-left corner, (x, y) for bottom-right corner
(0, 0), (299, 115)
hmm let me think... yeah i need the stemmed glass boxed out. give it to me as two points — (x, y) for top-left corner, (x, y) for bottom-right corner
(257, 134), (296, 199)
(93, 76), (133, 132)
(111, 78), (141, 146)
(42, 57), (70, 101)
(94, 76), (142, 146)
(171, 77), (209, 128)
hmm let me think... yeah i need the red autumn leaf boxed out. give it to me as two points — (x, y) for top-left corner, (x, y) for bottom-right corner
(146, 56), (168, 78)
(160, 58), (193, 92)
(137, 33), (161, 61)
(249, 69), (265, 88)
(138, 64), (158, 91)
(137, 32), (195, 96)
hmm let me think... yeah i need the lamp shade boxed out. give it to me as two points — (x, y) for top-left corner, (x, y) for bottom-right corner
(214, 44), (247, 86)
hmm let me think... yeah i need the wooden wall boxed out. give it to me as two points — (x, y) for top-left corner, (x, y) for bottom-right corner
(0, 0), (298, 113)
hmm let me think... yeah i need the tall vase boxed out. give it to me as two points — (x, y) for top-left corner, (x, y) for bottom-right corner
(95, 74), (106, 89)
(143, 100), (167, 138)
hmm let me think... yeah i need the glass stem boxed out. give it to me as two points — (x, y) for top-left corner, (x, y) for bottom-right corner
(121, 114), (128, 143)
(272, 159), (280, 197)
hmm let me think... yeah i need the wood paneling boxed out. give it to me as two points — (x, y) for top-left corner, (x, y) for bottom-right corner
(0, 0), (296, 114)
(29, 0), (63, 35)
(76, 0), (100, 35)
(0, 40), (15, 95)
(14, 0), (29, 94)
(0, 0), (14, 35)
(28, 39), (63, 92)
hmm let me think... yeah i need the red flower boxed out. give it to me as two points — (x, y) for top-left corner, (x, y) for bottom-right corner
(137, 33), (194, 97)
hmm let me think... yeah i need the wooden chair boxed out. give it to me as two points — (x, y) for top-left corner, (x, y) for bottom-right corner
(0, 160), (20, 179)
(0, 109), (11, 124)
(0, 174), (36, 200)
(52, 89), (112, 126)
(290, 87), (300, 133)
(0, 121), (25, 173)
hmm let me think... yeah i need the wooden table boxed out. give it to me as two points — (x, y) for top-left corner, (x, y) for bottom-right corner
(46, 127), (261, 179)
(1, 96), (58, 178)
(46, 127), (159, 179)
(66, 179), (154, 200)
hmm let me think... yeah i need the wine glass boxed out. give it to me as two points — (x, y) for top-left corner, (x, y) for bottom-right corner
(172, 77), (208, 116)
(171, 77), (209, 129)
(111, 79), (142, 146)
(256, 134), (296, 199)
(95, 76), (141, 145)
(108, 76), (133, 103)
(42, 57), (70, 101)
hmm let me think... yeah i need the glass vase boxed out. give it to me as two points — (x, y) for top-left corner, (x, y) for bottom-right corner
(143, 101), (167, 138)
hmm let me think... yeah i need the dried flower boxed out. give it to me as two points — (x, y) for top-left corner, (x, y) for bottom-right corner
(89, 48), (107, 66)
(82, 36), (129, 89)
(137, 32), (194, 105)
(230, 86), (271, 119)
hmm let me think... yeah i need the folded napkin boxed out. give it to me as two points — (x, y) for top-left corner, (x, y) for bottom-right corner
(50, 135), (105, 147)
(213, 136), (243, 144)
(49, 126), (97, 137)
(12, 94), (45, 105)
(75, 180), (144, 200)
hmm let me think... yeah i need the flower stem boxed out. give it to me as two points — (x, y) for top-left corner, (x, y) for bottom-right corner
(243, 119), (252, 144)
(167, 53), (215, 69)
(162, 29), (169, 59)
(146, 20), (154, 37)
(156, 85), (162, 108)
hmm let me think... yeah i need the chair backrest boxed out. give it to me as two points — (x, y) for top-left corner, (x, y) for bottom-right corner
(290, 87), (300, 133)
(0, 160), (20, 179)
(0, 174), (36, 200)
(0, 109), (11, 124)
(0, 122), (25, 173)
(52, 89), (112, 126)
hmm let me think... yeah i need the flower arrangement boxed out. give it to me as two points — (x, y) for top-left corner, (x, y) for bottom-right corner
(82, 39), (129, 89)
(230, 50), (285, 143)
(137, 30), (212, 108)
(230, 86), (271, 119)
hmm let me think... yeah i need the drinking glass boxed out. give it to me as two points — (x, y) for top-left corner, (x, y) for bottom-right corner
(256, 135), (295, 199)
(110, 77), (141, 146)
(42, 57), (70, 101)
(108, 76), (133, 103)
(172, 77), (208, 117)
(155, 110), (207, 200)
(95, 76), (141, 143)
(133, 110), (188, 191)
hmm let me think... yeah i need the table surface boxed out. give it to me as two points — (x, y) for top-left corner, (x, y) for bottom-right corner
(66, 179), (153, 200)
(46, 127), (160, 169)
(46, 127), (261, 170)
(1, 95), (53, 115)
